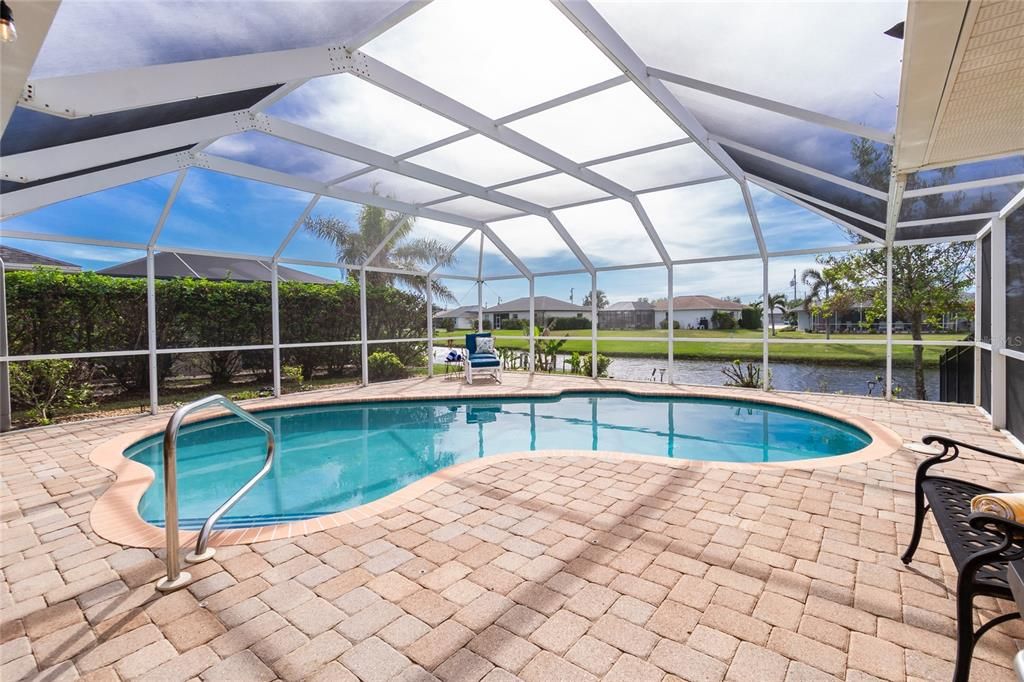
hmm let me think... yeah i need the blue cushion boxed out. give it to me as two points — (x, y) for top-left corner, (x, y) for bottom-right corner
(469, 357), (500, 367)
(469, 353), (498, 361)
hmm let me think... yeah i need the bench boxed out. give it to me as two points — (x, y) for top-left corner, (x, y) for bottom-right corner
(902, 434), (1024, 682)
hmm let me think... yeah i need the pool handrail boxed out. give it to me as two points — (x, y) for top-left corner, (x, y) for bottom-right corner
(156, 394), (275, 592)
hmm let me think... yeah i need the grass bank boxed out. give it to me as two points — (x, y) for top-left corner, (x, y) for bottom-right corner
(436, 329), (964, 367)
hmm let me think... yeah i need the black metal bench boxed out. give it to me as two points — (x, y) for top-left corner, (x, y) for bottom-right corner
(902, 434), (1024, 682)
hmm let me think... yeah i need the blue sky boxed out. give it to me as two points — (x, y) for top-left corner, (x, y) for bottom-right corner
(3, 0), (915, 307)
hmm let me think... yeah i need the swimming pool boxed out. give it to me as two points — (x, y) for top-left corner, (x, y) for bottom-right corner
(125, 392), (871, 529)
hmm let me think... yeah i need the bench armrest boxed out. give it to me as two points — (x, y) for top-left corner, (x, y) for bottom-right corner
(966, 512), (1024, 565)
(922, 435), (1024, 466)
(969, 511), (1024, 535)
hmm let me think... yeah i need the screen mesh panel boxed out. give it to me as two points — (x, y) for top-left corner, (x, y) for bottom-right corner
(724, 145), (887, 224)
(3, 87), (279, 156)
(1006, 205), (1023, 349)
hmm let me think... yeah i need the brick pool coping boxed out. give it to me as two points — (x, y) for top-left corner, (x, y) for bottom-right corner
(88, 380), (903, 549)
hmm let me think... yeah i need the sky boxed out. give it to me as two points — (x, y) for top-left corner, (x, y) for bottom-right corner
(3, 0), (921, 308)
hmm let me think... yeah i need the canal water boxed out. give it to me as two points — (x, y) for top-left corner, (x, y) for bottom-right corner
(433, 348), (941, 400)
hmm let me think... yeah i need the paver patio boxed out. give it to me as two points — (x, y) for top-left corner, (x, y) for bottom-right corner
(2, 374), (1023, 681)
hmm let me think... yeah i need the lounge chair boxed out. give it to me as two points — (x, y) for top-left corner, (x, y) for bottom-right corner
(465, 332), (501, 384)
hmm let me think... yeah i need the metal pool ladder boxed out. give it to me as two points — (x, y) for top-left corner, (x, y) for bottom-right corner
(157, 394), (275, 592)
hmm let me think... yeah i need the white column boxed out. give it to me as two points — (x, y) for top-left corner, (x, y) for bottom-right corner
(477, 232), (485, 332)
(426, 275), (434, 378)
(0, 260), (10, 432)
(146, 249), (158, 414)
(762, 257), (770, 391)
(528, 276), (536, 373)
(359, 268), (369, 386)
(974, 239), (983, 406)
(477, 281), (484, 332)
(885, 246), (893, 400)
(992, 216), (1007, 428)
(271, 261), (281, 397)
(591, 271), (598, 378)
(667, 266), (674, 384)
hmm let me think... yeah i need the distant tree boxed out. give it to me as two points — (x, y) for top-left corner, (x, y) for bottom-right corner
(816, 138), (983, 399)
(305, 189), (458, 303)
(801, 268), (850, 340)
(821, 246), (972, 400)
(582, 289), (609, 309)
(762, 293), (789, 336)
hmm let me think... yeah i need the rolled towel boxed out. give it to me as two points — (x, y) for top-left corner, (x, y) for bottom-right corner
(971, 492), (1024, 522)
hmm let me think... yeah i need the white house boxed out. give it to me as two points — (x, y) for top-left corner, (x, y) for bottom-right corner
(433, 305), (482, 329)
(655, 295), (744, 329)
(486, 296), (590, 327)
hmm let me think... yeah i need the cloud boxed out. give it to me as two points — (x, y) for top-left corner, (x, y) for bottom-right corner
(362, 0), (621, 118)
(23, 0), (907, 272)
(594, 0), (905, 129)
(32, 1), (408, 78)
(268, 75), (464, 158)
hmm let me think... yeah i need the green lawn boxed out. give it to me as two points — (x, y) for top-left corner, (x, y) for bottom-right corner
(435, 328), (965, 366)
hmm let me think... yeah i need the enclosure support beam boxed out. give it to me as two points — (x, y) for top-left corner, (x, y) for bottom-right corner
(1, 0), (61, 135)
(883, 167), (905, 401)
(274, 196), (321, 260)
(359, 268), (369, 386)
(271, 262), (282, 397)
(426, 276), (434, 378)
(146, 249), (159, 415)
(646, 67), (894, 144)
(885, 247), (894, 400)
(149, 170), (187, 247)
(761, 259), (770, 391)
(260, 115), (589, 273)
(739, 179), (770, 391)
(552, 0), (744, 183)
(591, 272), (599, 378)
(344, 0), (433, 52)
(1, 154), (184, 219)
(667, 266), (674, 384)
(529, 278), (536, 374)
(477, 233), (485, 333)
(0, 260), (10, 432)
(991, 216), (1007, 428)
(348, 50), (666, 268)
(974, 238), (983, 406)
(746, 176), (885, 245)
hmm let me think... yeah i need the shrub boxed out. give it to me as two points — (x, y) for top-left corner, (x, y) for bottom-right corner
(5, 268), (429, 397)
(581, 353), (611, 377)
(481, 319), (492, 330)
(548, 316), (591, 330)
(659, 319), (681, 329)
(282, 364), (304, 389)
(740, 307), (762, 330)
(10, 360), (95, 425)
(367, 351), (407, 381)
(721, 360), (772, 390)
(711, 311), (737, 329)
(500, 318), (528, 331)
(438, 317), (456, 332)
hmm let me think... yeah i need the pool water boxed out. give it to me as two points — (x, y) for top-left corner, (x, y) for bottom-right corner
(127, 393), (871, 528)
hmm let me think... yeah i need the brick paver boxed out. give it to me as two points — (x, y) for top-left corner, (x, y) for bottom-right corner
(1, 375), (1022, 680)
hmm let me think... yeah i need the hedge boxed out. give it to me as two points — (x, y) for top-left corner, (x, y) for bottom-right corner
(4, 269), (428, 396)
(546, 316), (591, 330)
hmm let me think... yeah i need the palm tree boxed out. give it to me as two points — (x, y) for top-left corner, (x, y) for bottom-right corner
(801, 268), (844, 340)
(304, 197), (458, 303)
(582, 289), (609, 309)
(762, 293), (788, 336)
